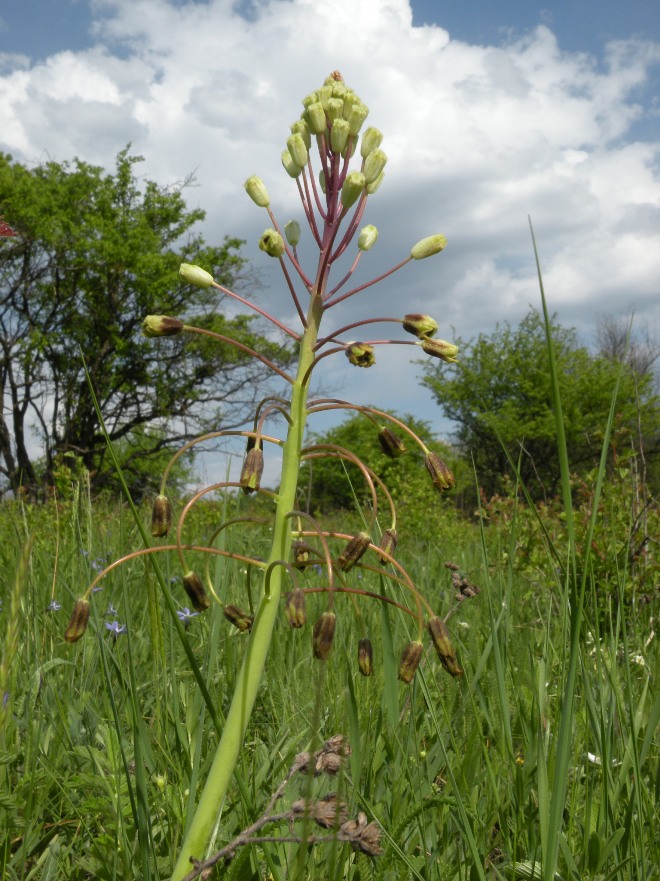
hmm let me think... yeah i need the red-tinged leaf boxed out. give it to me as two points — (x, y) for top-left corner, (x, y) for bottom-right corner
(0, 220), (17, 237)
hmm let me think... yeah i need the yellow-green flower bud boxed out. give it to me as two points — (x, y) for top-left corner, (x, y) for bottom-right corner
(258, 229), (286, 258)
(360, 126), (383, 158)
(326, 97), (344, 122)
(424, 452), (455, 492)
(285, 588), (306, 628)
(151, 494), (172, 537)
(338, 531), (371, 571)
(287, 133), (308, 168)
(64, 599), (90, 643)
(182, 571), (211, 612)
(398, 641), (423, 683)
(244, 175), (270, 208)
(223, 604), (253, 632)
(403, 313), (438, 340)
(346, 101), (369, 135)
(285, 220), (301, 247)
(239, 446), (264, 494)
(290, 119), (311, 150)
(345, 342), (375, 368)
(421, 338), (458, 363)
(306, 101), (327, 134)
(378, 427), (406, 458)
(363, 149), (387, 185)
(358, 224), (379, 251)
(366, 171), (384, 195)
(358, 637), (374, 676)
(331, 80), (347, 100)
(317, 83), (333, 109)
(410, 234), (447, 260)
(341, 138), (357, 160)
(281, 149), (303, 178)
(142, 316), (185, 338)
(302, 91), (319, 108)
(428, 616), (463, 677)
(179, 263), (214, 288)
(378, 528), (399, 565)
(330, 118), (350, 153)
(319, 170), (327, 195)
(313, 611), (337, 660)
(341, 171), (365, 209)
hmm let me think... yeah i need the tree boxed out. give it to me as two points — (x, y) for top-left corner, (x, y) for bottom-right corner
(0, 149), (292, 497)
(422, 309), (659, 498)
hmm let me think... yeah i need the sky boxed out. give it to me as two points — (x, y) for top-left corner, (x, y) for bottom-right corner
(1, 0), (659, 484)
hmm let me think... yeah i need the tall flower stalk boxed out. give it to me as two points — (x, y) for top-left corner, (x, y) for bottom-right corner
(65, 72), (475, 879)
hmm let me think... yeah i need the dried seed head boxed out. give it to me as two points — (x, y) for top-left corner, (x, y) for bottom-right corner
(142, 315), (185, 338)
(398, 640), (423, 684)
(345, 341), (375, 368)
(444, 561), (460, 571)
(402, 313), (439, 340)
(64, 599), (90, 643)
(358, 637), (374, 676)
(428, 616), (463, 677)
(151, 494), (172, 538)
(292, 794), (349, 829)
(424, 452), (455, 492)
(239, 447), (264, 494)
(339, 811), (383, 856)
(223, 604), (253, 632)
(182, 571), (211, 612)
(338, 531), (371, 571)
(378, 427), (406, 458)
(284, 588), (307, 628)
(377, 528), (399, 565)
(312, 611), (336, 660)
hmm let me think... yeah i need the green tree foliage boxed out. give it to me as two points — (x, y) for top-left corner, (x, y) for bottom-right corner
(0, 149), (292, 497)
(422, 308), (659, 498)
(300, 410), (463, 535)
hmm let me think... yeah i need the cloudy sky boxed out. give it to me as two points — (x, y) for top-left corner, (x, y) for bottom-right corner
(1, 0), (659, 481)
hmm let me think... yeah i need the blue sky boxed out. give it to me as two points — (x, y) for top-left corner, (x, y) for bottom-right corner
(0, 0), (659, 481)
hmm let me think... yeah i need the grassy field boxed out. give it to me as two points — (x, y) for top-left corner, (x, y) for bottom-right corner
(0, 466), (658, 881)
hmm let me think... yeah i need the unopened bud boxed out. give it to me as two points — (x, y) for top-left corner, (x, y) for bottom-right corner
(363, 149), (387, 184)
(281, 150), (303, 178)
(287, 133), (309, 168)
(366, 171), (384, 195)
(151, 494), (172, 537)
(244, 175), (270, 208)
(345, 342), (375, 368)
(341, 172), (365, 210)
(428, 616), (463, 677)
(313, 611), (337, 659)
(403, 313), (438, 340)
(410, 234), (447, 260)
(258, 229), (286, 258)
(223, 604), (253, 632)
(319, 170), (327, 194)
(338, 531), (371, 571)
(326, 97), (344, 122)
(284, 220), (301, 247)
(306, 101), (326, 134)
(378, 427), (406, 458)
(240, 447), (264, 494)
(290, 119), (311, 150)
(378, 528), (399, 564)
(346, 101), (369, 135)
(398, 641), (423, 684)
(179, 263), (215, 287)
(360, 126), (383, 158)
(421, 338), (458, 363)
(358, 637), (374, 676)
(358, 224), (379, 251)
(182, 571), (211, 612)
(330, 118), (350, 153)
(285, 588), (307, 628)
(424, 452), (455, 492)
(142, 315), (185, 338)
(64, 599), (91, 643)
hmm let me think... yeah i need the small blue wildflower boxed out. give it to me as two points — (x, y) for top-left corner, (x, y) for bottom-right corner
(105, 621), (127, 636)
(47, 599), (62, 612)
(105, 604), (118, 617)
(92, 585), (104, 593)
(177, 608), (200, 626)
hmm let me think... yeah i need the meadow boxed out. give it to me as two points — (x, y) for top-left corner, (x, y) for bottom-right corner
(0, 460), (658, 881)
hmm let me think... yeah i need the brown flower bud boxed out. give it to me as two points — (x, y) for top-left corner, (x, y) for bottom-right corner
(378, 427), (406, 458)
(377, 528), (398, 565)
(398, 640), (423, 683)
(313, 611), (336, 659)
(292, 539), (311, 569)
(424, 452), (455, 492)
(285, 588), (306, 628)
(420, 338), (458, 363)
(345, 342), (375, 368)
(151, 494), (172, 537)
(223, 604), (253, 632)
(182, 571), (211, 612)
(358, 637), (374, 676)
(64, 599), (90, 643)
(338, 531), (371, 571)
(402, 313), (438, 340)
(428, 616), (463, 677)
(239, 447), (264, 494)
(142, 315), (185, 338)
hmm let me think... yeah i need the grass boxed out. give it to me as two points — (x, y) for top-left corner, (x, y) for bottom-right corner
(0, 463), (658, 880)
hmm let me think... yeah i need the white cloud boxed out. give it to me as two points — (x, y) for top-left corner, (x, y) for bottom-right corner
(0, 0), (658, 450)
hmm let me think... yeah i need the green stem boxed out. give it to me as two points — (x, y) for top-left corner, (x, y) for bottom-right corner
(170, 293), (323, 881)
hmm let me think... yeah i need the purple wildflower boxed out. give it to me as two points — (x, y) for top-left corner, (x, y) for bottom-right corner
(105, 621), (127, 636)
(47, 599), (62, 612)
